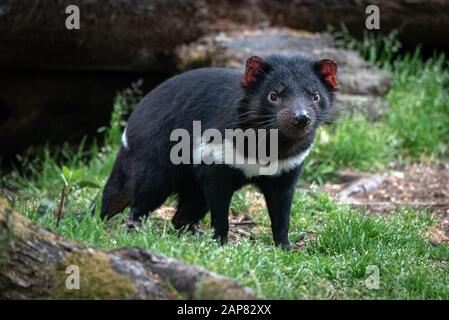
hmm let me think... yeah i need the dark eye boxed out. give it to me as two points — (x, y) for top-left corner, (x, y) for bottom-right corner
(268, 92), (277, 102)
(313, 93), (320, 102)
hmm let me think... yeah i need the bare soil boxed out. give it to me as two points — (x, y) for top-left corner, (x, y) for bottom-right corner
(322, 162), (449, 243)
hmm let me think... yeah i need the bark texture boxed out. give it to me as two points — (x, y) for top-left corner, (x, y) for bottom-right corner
(206, 0), (449, 48)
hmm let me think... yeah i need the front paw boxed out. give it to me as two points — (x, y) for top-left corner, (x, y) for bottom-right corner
(126, 219), (142, 233)
(276, 241), (293, 251)
(213, 233), (228, 246)
(190, 225), (205, 236)
(174, 224), (204, 236)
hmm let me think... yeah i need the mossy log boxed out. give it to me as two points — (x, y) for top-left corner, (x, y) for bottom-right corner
(0, 199), (256, 300)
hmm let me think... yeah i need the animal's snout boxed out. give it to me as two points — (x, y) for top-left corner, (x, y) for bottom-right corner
(293, 110), (311, 128)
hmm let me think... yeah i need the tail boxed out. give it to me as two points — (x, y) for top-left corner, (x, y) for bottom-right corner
(99, 148), (130, 219)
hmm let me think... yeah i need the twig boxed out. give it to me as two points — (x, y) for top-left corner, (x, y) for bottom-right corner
(229, 221), (256, 226)
(232, 228), (256, 240)
(56, 185), (66, 227)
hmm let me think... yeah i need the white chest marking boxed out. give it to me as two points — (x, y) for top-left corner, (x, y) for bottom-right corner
(121, 127), (129, 149)
(193, 139), (312, 178)
(227, 145), (312, 178)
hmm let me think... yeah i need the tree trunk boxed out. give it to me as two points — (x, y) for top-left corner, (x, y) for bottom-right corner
(0, 199), (256, 300)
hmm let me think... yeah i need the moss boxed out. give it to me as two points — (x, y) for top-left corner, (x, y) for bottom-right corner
(194, 276), (256, 300)
(51, 251), (136, 299)
(0, 200), (136, 299)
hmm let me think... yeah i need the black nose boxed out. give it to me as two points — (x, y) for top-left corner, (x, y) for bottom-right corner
(293, 112), (311, 128)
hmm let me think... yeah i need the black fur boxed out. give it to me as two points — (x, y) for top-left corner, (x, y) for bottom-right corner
(100, 54), (336, 249)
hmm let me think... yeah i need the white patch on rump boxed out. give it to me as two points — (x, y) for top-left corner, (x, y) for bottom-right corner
(121, 127), (129, 149)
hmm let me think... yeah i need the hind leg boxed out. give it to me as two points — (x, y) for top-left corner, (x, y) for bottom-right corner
(172, 187), (208, 233)
(127, 166), (172, 229)
(128, 188), (171, 227)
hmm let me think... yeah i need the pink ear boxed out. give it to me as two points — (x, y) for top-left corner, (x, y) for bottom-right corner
(241, 56), (264, 88)
(317, 59), (337, 88)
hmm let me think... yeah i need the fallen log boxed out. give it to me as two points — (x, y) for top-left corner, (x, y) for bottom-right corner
(0, 199), (256, 300)
(206, 0), (449, 48)
(2, 0), (449, 72)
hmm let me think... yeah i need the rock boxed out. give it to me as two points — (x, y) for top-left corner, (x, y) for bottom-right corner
(337, 95), (390, 121)
(335, 174), (384, 200)
(37, 199), (57, 216)
(176, 28), (393, 119)
(337, 65), (392, 96)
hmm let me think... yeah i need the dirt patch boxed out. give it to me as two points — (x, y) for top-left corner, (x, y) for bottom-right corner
(152, 203), (259, 244)
(322, 162), (449, 243)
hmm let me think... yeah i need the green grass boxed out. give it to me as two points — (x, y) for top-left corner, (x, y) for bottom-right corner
(303, 116), (397, 183)
(330, 25), (402, 67)
(1, 31), (449, 299)
(12, 188), (449, 299)
(386, 50), (449, 158)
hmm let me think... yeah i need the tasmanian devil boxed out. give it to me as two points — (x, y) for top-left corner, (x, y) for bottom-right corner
(100, 54), (337, 249)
